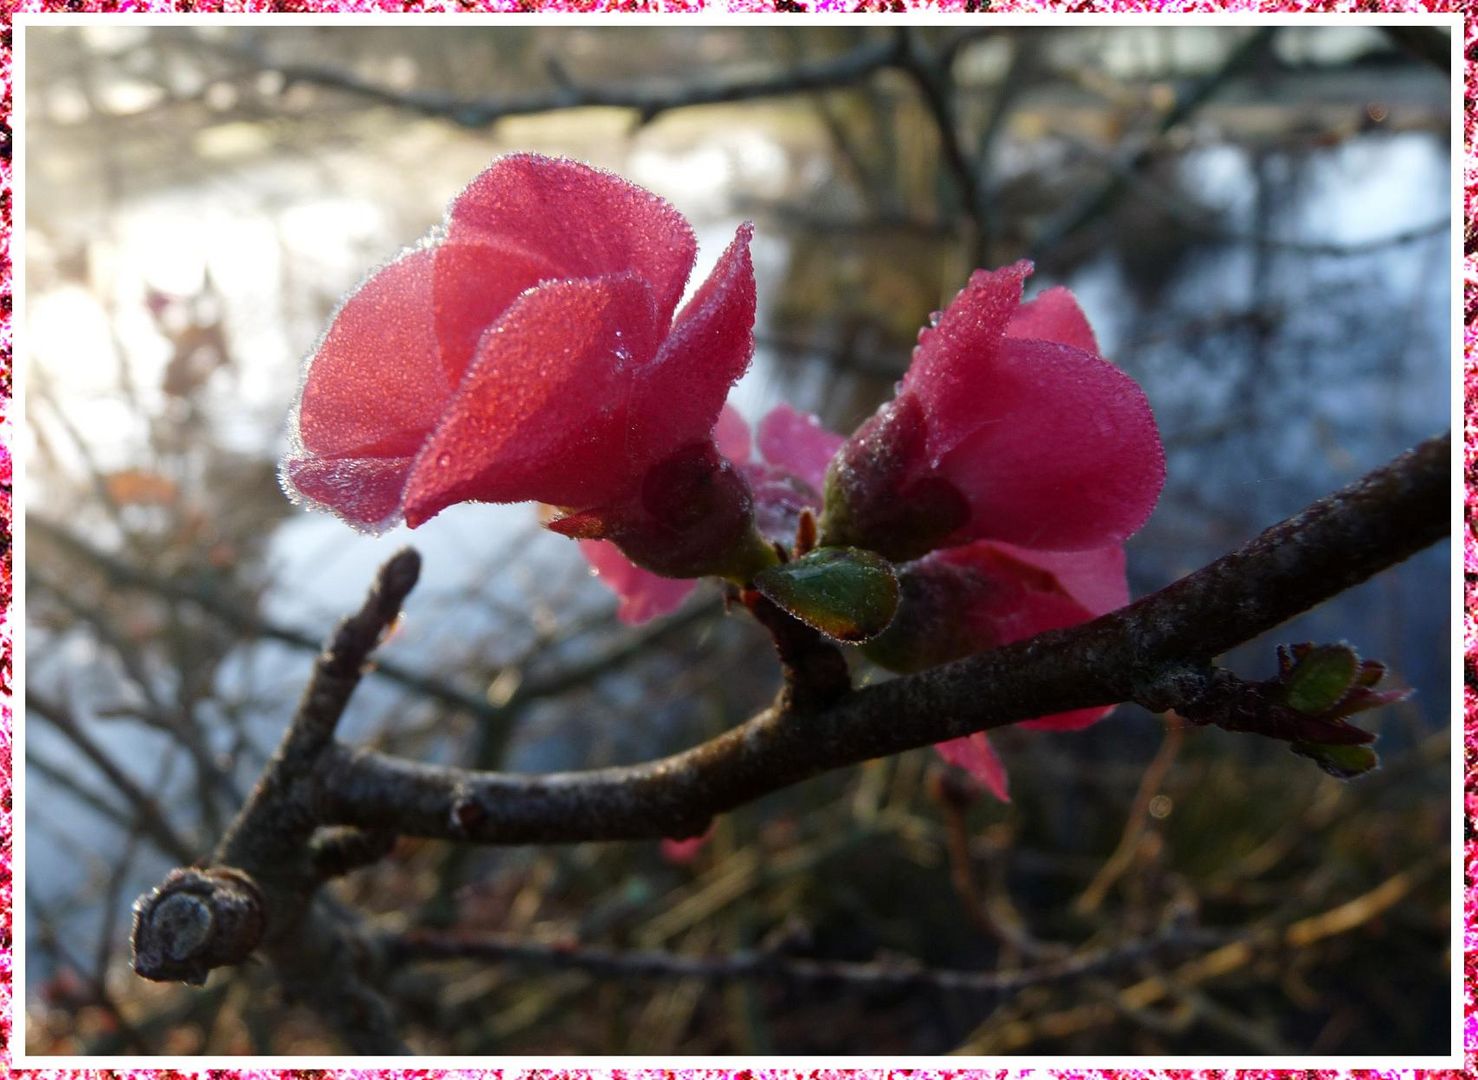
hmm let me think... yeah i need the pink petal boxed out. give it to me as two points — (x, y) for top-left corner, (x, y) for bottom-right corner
(742, 462), (819, 547)
(432, 238), (564, 386)
(295, 248), (454, 460)
(714, 404), (753, 464)
(987, 542), (1129, 618)
(757, 403), (844, 494)
(935, 733), (1010, 802)
(660, 828), (713, 865)
(901, 259), (1032, 460)
(1018, 703), (1116, 733)
(402, 275), (665, 526)
(933, 542), (1121, 733)
(1007, 285), (1100, 354)
(936, 336), (1165, 551)
(627, 223), (756, 471)
(282, 454), (415, 533)
(444, 153), (697, 323)
(579, 539), (697, 624)
(935, 542), (1100, 650)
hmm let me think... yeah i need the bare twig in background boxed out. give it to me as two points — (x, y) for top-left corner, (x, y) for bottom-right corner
(30, 514), (722, 732)
(1380, 25), (1452, 73)
(1031, 27), (1277, 263)
(1074, 720), (1185, 916)
(27, 694), (199, 865)
(956, 857), (1441, 1053)
(380, 917), (1221, 996)
(211, 32), (947, 128)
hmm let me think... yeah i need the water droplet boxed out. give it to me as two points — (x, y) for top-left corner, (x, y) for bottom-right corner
(436, 452), (452, 468)
(927, 310), (943, 327)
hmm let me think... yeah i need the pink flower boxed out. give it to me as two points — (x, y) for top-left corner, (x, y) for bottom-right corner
(578, 403), (845, 622)
(281, 154), (756, 540)
(834, 264), (1162, 799)
(882, 541), (1130, 802)
(821, 260), (1165, 562)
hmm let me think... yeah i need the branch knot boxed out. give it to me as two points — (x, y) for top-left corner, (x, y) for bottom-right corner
(131, 866), (266, 986)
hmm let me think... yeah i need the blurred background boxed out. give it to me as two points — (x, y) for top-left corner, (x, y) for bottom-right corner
(21, 24), (1453, 1055)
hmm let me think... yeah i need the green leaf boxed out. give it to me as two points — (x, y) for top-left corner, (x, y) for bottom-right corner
(753, 546), (900, 643)
(1290, 741), (1379, 780)
(1282, 643), (1359, 714)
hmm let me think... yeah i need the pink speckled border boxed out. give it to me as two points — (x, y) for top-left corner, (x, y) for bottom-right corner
(0, 2), (1468, 1075)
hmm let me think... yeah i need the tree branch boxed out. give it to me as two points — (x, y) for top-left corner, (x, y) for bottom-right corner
(132, 549), (424, 1053)
(1031, 26), (1277, 263)
(31, 515), (720, 730)
(380, 918), (1221, 995)
(313, 433), (1448, 846)
(127, 432), (1447, 1050)
(216, 33), (919, 128)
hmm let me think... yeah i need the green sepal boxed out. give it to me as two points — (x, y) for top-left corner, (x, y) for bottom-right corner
(1290, 741), (1379, 780)
(752, 546), (900, 644)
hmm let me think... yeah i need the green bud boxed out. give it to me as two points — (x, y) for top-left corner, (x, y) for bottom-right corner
(752, 546), (900, 643)
(1281, 643), (1359, 714)
(1290, 741), (1379, 780)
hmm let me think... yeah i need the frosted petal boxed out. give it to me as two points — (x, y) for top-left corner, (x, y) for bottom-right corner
(282, 454), (413, 533)
(580, 539), (697, 624)
(902, 259), (1032, 461)
(445, 153), (697, 321)
(937, 337), (1165, 551)
(630, 223), (756, 470)
(432, 238), (564, 385)
(714, 403), (753, 464)
(987, 541), (1129, 618)
(403, 275), (664, 526)
(1007, 285), (1100, 354)
(296, 248), (453, 459)
(757, 403), (844, 493)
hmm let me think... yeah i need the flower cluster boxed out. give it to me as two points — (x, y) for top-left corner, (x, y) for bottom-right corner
(282, 154), (1167, 801)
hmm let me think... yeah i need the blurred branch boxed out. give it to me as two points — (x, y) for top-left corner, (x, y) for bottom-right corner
(1074, 720), (1184, 916)
(213, 33), (946, 127)
(1057, 132), (1450, 257)
(31, 515), (717, 731)
(31, 516), (496, 720)
(31, 569), (244, 832)
(31, 891), (157, 1055)
(26, 693), (198, 864)
(893, 28), (985, 260)
(974, 32), (1043, 265)
(958, 855), (1441, 1052)
(379, 918), (1219, 995)
(933, 775), (1060, 960)
(1031, 26), (1277, 263)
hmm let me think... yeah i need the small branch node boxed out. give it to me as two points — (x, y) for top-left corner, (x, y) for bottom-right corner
(131, 866), (265, 986)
